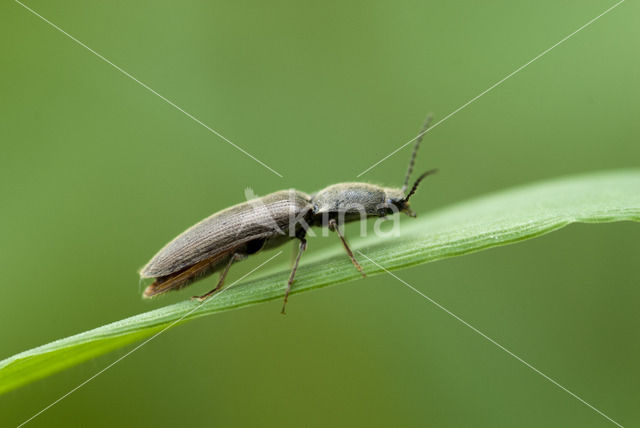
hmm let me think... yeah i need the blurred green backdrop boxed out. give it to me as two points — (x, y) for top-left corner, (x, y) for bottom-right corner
(1, 0), (639, 426)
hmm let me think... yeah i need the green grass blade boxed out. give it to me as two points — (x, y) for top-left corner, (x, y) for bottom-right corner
(2, 170), (639, 395)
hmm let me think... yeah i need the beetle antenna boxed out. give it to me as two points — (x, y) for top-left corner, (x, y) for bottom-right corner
(402, 114), (433, 193)
(403, 169), (438, 202)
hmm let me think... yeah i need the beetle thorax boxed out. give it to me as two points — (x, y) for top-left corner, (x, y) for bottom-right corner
(310, 182), (404, 225)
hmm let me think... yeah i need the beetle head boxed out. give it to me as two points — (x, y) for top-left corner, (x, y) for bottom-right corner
(387, 168), (438, 217)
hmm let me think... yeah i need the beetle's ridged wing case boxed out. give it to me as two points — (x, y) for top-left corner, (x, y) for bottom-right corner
(143, 250), (234, 297)
(140, 190), (312, 278)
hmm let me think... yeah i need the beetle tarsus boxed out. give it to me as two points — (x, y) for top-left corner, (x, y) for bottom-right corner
(192, 253), (239, 302)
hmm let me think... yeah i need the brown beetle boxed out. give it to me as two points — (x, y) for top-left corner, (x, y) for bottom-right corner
(140, 116), (437, 313)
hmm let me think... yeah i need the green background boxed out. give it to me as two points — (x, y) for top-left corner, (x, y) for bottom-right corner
(1, 0), (638, 427)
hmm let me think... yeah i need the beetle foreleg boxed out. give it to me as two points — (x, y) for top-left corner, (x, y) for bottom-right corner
(328, 218), (366, 278)
(282, 237), (307, 314)
(192, 253), (240, 302)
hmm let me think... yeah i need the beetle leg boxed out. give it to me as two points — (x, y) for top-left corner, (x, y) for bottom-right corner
(192, 253), (239, 301)
(290, 240), (298, 268)
(328, 219), (366, 278)
(282, 237), (307, 314)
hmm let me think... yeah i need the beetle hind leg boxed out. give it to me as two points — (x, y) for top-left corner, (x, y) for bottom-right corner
(192, 253), (240, 302)
(282, 237), (307, 314)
